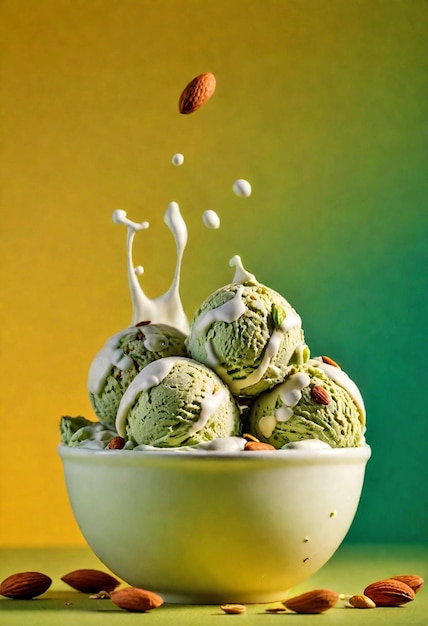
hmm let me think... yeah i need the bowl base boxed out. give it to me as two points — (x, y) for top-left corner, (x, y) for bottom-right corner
(159, 590), (289, 604)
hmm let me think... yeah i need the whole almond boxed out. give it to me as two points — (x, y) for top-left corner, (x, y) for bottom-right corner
(244, 441), (276, 451)
(178, 73), (216, 114)
(311, 385), (331, 405)
(364, 579), (415, 606)
(283, 588), (339, 614)
(321, 355), (340, 368)
(107, 436), (125, 450)
(349, 594), (376, 609)
(61, 569), (120, 593)
(220, 603), (246, 614)
(390, 575), (424, 594)
(0, 571), (52, 599)
(111, 587), (163, 612)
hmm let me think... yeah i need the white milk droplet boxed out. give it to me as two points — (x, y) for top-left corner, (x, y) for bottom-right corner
(233, 179), (252, 198)
(171, 153), (184, 166)
(202, 210), (220, 229)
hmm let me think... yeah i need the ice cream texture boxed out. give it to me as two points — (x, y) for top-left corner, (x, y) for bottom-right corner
(186, 257), (308, 397)
(116, 357), (241, 447)
(246, 358), (366, 448)
(60, 416), (118, 449)
(88, 323), (187, 430)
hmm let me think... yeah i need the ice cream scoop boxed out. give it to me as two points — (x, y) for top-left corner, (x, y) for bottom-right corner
(185, 257), (308, 397)
(246, 358), (366, 448)
(60, 415), (118, 449)
(88, 323), (187, 430)
(116, 356), (242, 447)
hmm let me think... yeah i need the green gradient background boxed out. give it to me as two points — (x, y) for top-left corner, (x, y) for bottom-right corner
(1, 0), (427, 545)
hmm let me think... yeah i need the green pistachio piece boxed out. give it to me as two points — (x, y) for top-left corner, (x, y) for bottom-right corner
(272, 304), (286, 327)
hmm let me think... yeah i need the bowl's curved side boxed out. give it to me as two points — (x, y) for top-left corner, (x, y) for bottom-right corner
(59, 446), (371, 603)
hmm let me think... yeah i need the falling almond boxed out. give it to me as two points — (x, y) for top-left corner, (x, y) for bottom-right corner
(179, 73), (216, 114)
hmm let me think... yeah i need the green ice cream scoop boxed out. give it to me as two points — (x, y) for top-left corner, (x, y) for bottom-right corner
(247, 358), (366, 448)
(186, 281), (308, 397)
(60, 416), (118, 449)
(116, 357), (242, 447)
(88, 323), (187, 429)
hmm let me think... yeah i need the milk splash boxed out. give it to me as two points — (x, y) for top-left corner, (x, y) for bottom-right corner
(112, 155), (253, 335)
(113, 202), (189, 334)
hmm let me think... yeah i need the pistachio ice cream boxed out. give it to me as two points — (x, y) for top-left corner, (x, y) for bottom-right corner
(60, 415), (118, 449)
(60, 174), (367, 451)
(246, 358), (366, 448)
(116, 357), (242, 447)
(186, 258), (308, 397)
(88, 323), (187, 430)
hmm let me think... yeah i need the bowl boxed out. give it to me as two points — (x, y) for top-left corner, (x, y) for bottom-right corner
(58, 443), (371, 603)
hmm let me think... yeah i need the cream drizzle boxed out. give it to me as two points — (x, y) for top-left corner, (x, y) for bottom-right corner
(229, 255), (258, 285)
(116, 357), (232, 440)
(88, 328), (136, 395)
(193, 285), (246, 337)
(310, 358), (366, 424)
(87, 324), (181, 395)
(116, 356), (179, 436)
(187, 386), (229, 436)
(212, 306), (303, 395)
(112, 202), (189, 334)
(258, 372), (310, 437)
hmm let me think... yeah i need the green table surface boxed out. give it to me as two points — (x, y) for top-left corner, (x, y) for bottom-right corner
(0, 545), (426, 625)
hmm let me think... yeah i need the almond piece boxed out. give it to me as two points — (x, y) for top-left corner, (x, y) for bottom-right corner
(242, 433), (260, 443)
(61, 569), (120, 593)
(310, 384), (331, 405)
(349, 594), (376, 609)
(283, 588), (339, 614)
(364, 579), (415, 606)
(178, 73), (216, 114)
(111, 587), (163, 612)
(390, 575), (424, 594)
(89, 590), (111, 599)
(321, 355), (340, 368)
(107, 436), (125, 450)
(0, 571), (52, 599)
(244, 441), (276, 451)
(220, 603), (246, 614)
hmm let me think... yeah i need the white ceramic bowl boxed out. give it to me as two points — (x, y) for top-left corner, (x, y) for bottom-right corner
(58, 444), (371, 603)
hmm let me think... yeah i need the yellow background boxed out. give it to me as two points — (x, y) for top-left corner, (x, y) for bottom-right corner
(1, 1), (426, 546)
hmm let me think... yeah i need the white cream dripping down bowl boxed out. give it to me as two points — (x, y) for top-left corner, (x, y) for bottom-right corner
(58, 442), (371, 603)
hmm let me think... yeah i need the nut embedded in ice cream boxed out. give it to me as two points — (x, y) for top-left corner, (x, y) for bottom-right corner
(246, 358), (366, 448)
(116, 357), (242, 447)
(185, 256), (308, 397)
(88, 323), (187, 430)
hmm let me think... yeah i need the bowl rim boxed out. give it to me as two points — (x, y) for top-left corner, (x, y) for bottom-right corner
(58, 442), (371, 462)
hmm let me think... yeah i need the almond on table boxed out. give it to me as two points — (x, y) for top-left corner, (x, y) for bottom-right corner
(61, 569), (120, 593)
(110, 587), (163, 612)
(390, 574), (424, 594)
(363, 579), (415, 606)
(349, 594), (376, 608)
(0, 572), (52, 599)
(283, 588), (339, 614)
(220, 603), (246, 614)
